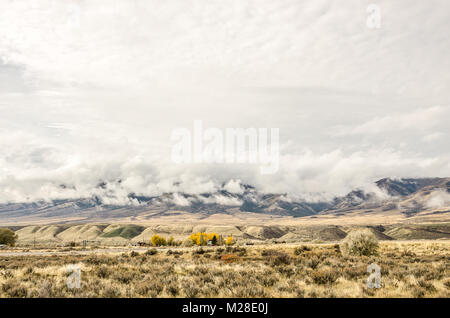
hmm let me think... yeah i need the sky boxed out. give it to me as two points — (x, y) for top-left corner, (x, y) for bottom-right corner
(0, 0), (449, 203)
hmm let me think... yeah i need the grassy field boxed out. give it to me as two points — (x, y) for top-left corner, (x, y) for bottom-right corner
(0, 241), (449, 298)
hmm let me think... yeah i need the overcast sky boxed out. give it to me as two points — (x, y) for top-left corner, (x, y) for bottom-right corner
(0, 0), (449, 203)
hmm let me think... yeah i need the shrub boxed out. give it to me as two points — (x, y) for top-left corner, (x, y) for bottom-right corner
(113, 271), (135, 284)
(183, 283), (200, 298)
(261, 250), (292, 266)
(306, 257), (320, 269)
(261, 276), (277, 287)
(85, 255), (102, 265)
(215, 248), (224, 254)
(168, 250), (183, 256)
(311, 270), (338, 285)
(103, 286), (121, 298)
(261, 249), (271, 256)
(145, 248), (157, 256)
(193, 248), (206, 255)
(294, 245), (311, 255)
(340, 229), (379, 256)
(168, 237), (182, 246)
(96, 265), (110, 278)
(136, 280), (164, 297)
(166, 284), (179, 296)
(38, 281), (53, 298)
(269, 252), (291, 266)
(418, 279), (436, 293)
(151, 235), (167, 247)
(343, 266), (364, 279)
(8, 285), (28, 297)
(221, 254), (240, 263)
(182, 239), (194, 247)
(225, 236), (234, 246)
(232, 247), (247, 256)
(333, 244), (341, 254)
(2, 279), (28, 297)
(0, 228), (18, 246)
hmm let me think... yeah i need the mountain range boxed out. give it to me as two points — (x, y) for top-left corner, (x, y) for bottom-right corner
(0, 177), (449, 226)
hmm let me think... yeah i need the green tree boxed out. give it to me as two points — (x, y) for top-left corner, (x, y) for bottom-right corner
(211, 236), (217, 245)
(0, 228), (18, 246)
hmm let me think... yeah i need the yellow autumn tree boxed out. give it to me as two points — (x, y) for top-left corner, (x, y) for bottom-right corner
(151, 234), (167, 246)
(225, 236), (234, 246)
(189, 232), (220, 246)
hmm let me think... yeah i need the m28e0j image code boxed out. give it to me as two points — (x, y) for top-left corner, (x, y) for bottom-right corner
(182, 302), (269, 315)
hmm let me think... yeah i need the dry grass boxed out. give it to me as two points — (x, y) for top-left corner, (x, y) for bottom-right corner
(0, 242), (448, 298)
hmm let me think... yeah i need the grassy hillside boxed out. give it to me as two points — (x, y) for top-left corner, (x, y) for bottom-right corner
(101, 225), (146, 239)
(9, 222), (450, 246)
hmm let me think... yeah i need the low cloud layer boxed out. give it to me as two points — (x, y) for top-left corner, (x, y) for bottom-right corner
(425, 190), (450, 209)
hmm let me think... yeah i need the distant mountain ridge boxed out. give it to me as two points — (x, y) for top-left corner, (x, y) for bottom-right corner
(0, 177), (449, 224)
(375, 178), (448, 196)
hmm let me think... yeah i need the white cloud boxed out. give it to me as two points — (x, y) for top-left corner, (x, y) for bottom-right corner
(335, 106), (449, 136)
(170, 193), (191, 206)
(198, 194), (242, 206)
(212, 195), (242, 206)
(0, 0), (449, 98)
(223, 179), (244, 194)
(422, 132), (443, 143)
(425, 190), (450, 209)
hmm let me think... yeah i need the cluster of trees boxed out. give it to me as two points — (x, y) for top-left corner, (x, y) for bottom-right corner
(0, 228), (18, 246)
(149, 232), (235, 247)
(189, 232), (234, 246)
(150, 235), (182, 247)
